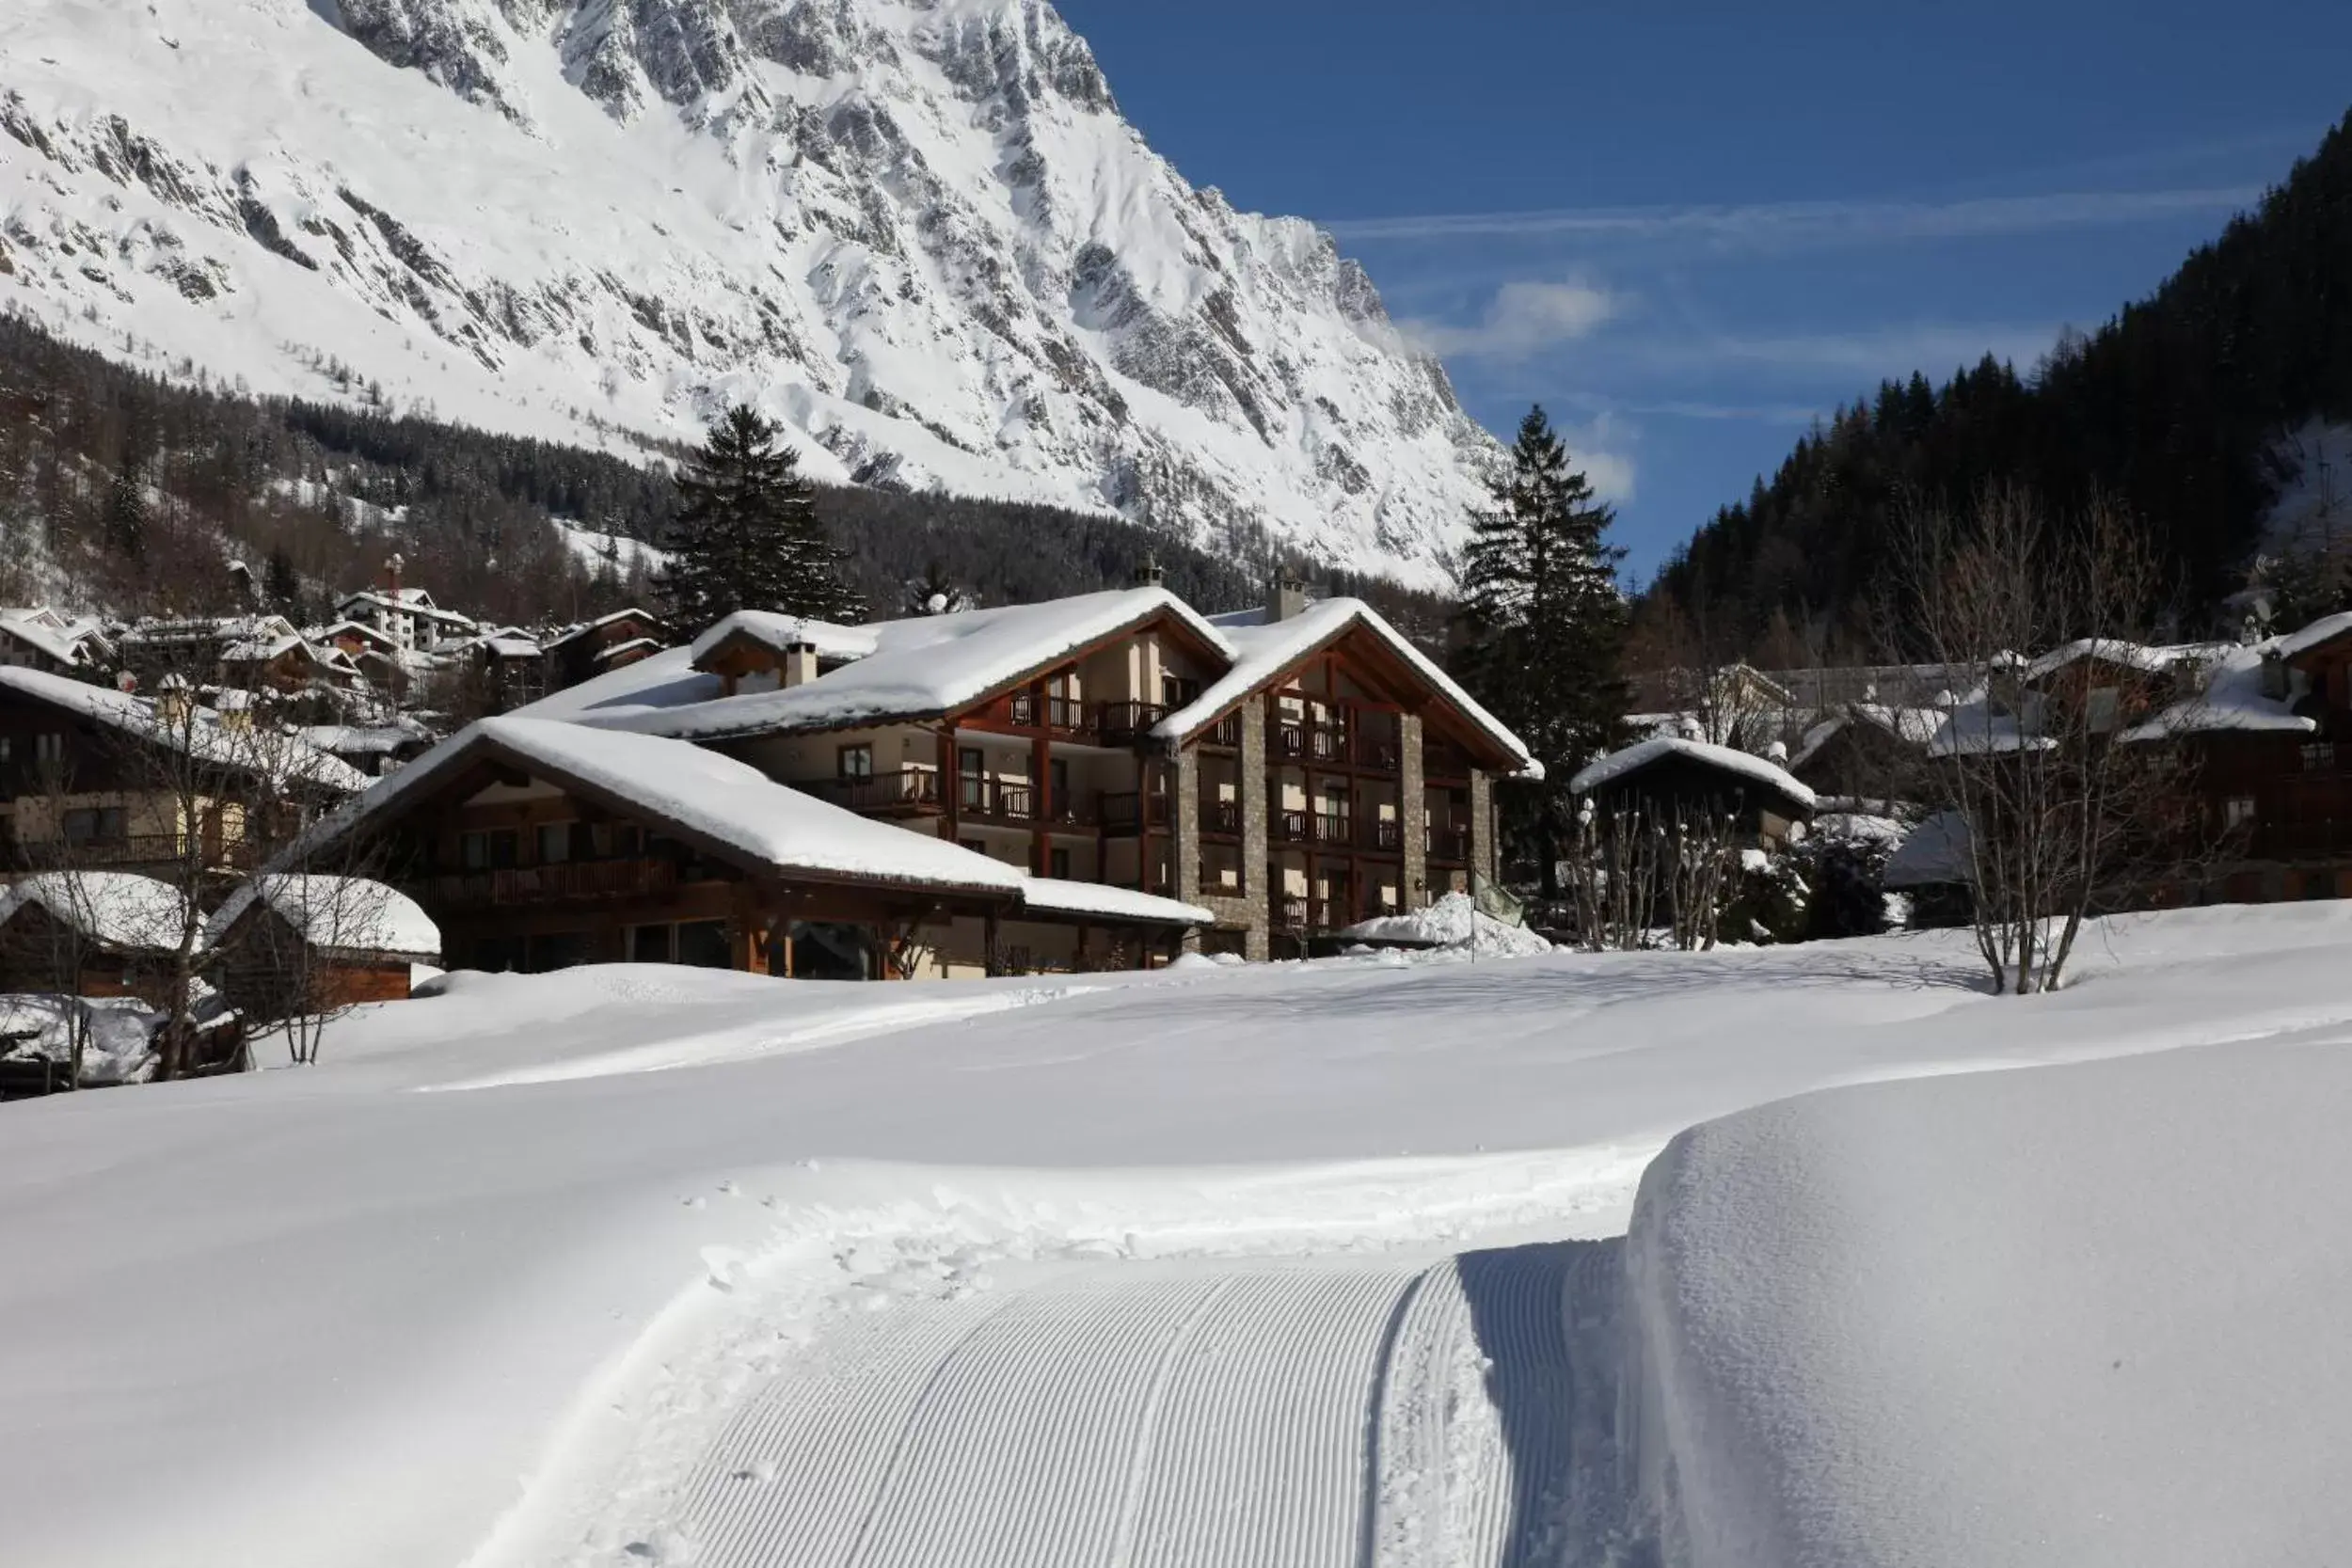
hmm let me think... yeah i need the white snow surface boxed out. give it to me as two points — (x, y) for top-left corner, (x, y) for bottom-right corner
(0, 0), (1493, 584)
(1017, 875), (1209, 927)
(326, 716), (1025, 891)
(12, 906), (2352, 1564)
(1340, 890), (1553, 956)
(0, 992), (158, 1081)
(686, 608), (882, 667)
(1567, 734), (1818, 808)
(1629, 1033), (2352, 1567)
(2123, 636), (2323, 741)
(205, 873), (443, 960)
(0, 870), (191, 953)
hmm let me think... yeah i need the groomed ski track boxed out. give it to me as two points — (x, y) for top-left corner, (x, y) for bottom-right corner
(660, 1242), (1629, 1568)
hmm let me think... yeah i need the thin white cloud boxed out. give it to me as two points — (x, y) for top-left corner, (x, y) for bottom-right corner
(1402, 278), (1618, 359)
(1664, 323), (2064, 378)
(1552, 411), (1637, 504)
(1326, 185), (2258, 250)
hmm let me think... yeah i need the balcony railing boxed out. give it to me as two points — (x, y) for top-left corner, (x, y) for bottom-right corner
(10, 833), (259, 872)
(957, 779), (1036, 825)
(1096, 700), (1168, 745)
(1353, 737), (1402, 773)
(425, 856), (681, 909)
(803, 768), (943, 816)
(1427, 824), (1470, 863)
(1274, 809), (1311, 844)
(1206, 712), (1244, 748)
(1201, 796), (1242, 835)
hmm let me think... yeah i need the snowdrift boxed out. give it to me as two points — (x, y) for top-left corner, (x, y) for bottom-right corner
(1624, 1038), (2352, 1566)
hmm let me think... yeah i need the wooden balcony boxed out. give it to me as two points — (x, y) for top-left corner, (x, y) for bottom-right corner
(1095, 700), (1169, 745)
(9, 833), (259, 873)
(957, 778), (1036, 826)
(1427, 824), (1470, 863)
(801, 768), (943, 817)
(1205, 712), (1244, 748)
(424, 856), (681, 909)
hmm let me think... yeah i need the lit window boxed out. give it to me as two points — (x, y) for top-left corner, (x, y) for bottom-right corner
(2301, 742), (2336, 771)
(2224, 796), (2258, 831)
(838, 743), (874, 780)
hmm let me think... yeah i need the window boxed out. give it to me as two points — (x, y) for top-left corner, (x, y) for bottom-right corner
(1049, 847), (1072, 879)
(473, 936), (526, 973)
(536, 822), (570, 864)
(61, 807), (126, 846)
(36, 732), (64, 768)
(838, 743), (874, 781)
(489, 830), (518, 869)
(2086, 687), (2121, 735)
(629, 924), (673, 963)
(675, 920), (731, 969)
(2224, 796), (2258, 831)
(460, 831), (489, 870)
(2301, 742), (2337, 772)
(959, 747), (985, 809)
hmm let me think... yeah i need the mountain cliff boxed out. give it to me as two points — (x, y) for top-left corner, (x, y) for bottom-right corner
(0, 0), (1492, 583)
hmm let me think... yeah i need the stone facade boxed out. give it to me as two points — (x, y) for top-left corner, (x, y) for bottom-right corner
(1399, 711), (1428, 911)
(1469, 768), (1498, 888)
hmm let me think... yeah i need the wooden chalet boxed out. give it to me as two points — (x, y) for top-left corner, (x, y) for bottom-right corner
(207, 875), (441, 1012)
(0, 666), (364, 880)
(1568, 736), (1818, 849)
(543, 609), (667, 691)
(0, 871), (189, 1003)
(289, 717), (1206, 980)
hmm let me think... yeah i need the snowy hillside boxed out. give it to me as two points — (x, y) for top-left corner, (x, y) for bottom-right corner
(0, 0), (1493, 584)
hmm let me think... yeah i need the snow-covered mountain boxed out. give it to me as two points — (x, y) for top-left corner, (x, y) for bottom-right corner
(0, 0), (1494, 584)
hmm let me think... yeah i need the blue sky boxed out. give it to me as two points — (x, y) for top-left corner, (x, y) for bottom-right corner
(1055, 1), (2352, 581)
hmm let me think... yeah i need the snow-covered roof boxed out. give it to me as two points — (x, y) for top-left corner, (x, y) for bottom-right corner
(2274, 610), (2352, 661)
(2021, 639), (2195, 682)
(310, 619), (402, 652)
(206, 875), (441, 961)
(0, 871), (190, 953)
(544, 607), (667, 651)
(119, 613), (297, 646)
(1152, 597), (1535, 775)
(1925, 701), (2058, 758)
(336, 589), (474, 626)
(687, 609), (881, 667)
(593, 637), (662, 664)
(1017, 878), (1210, 927)
(511, 643), (719, 721)
(298, 723), (430, 757)
(2122, 640), (2320, 743)
(485, 636), (544, 659)
(581, 589), (1232, 741)
(221, 634), (357, 673)
(0, 666), (368, 792)
(1339, 892), (1554, 956)
(0, 609), (97, 668)
(1567, 736), (1819, 810)
(303, 718), (1025, 895)
(1788, 705), (1945, 771)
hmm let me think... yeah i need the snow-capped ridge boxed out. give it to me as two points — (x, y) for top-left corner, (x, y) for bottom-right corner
(0, 0), (1490, 583)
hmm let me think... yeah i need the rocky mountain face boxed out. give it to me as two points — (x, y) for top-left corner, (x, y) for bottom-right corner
(0, 0), (1494, 583)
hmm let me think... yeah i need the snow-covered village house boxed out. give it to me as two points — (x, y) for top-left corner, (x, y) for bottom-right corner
(1569, 735), (1819, 851)
(0, 608), (114, 676)
(285, 580), (1532, 977)
(542, 608), (667, 691)
(333, 556), (480, 655)
(0, 667), (366, 882)
(0, 870), (190, 1005)
(206, 874), (442, 1011)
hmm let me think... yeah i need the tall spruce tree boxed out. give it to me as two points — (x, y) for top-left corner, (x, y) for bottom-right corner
(657, 405), (866, 633)
(1456, 405), (1632, 900)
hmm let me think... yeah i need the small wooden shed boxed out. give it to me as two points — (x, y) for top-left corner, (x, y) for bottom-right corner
(207, 874), (442, 1014)
(0, 871), (191, 1003)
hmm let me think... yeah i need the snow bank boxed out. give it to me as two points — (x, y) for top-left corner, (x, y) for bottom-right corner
(1341, 891), (1553, 956)
(1625, 1038), (2352, 1567)
(0, 993), (157, 1082)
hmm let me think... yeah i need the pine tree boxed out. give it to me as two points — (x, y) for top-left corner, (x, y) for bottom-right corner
(1456, 405), (1631, 899)
(263, 546), (301, 612)
(104, 462), (149, 557)
(656, 406), (866, 633)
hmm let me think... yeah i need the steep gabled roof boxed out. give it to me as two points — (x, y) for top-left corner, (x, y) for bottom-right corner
(205, 875), (441, 962)
(0, 871), (190, 954)
(1153, 597), (1534, 775)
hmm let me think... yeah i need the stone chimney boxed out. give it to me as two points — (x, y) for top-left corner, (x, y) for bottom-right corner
(1131, 555), (1166, 589)
(153, 673), (193, 729)
(1268, 572), (1310, 623)
(782, 640), (818, 688)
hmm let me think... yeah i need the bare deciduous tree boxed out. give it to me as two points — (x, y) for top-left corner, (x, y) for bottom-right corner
(1883, 485), (2213, 993)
